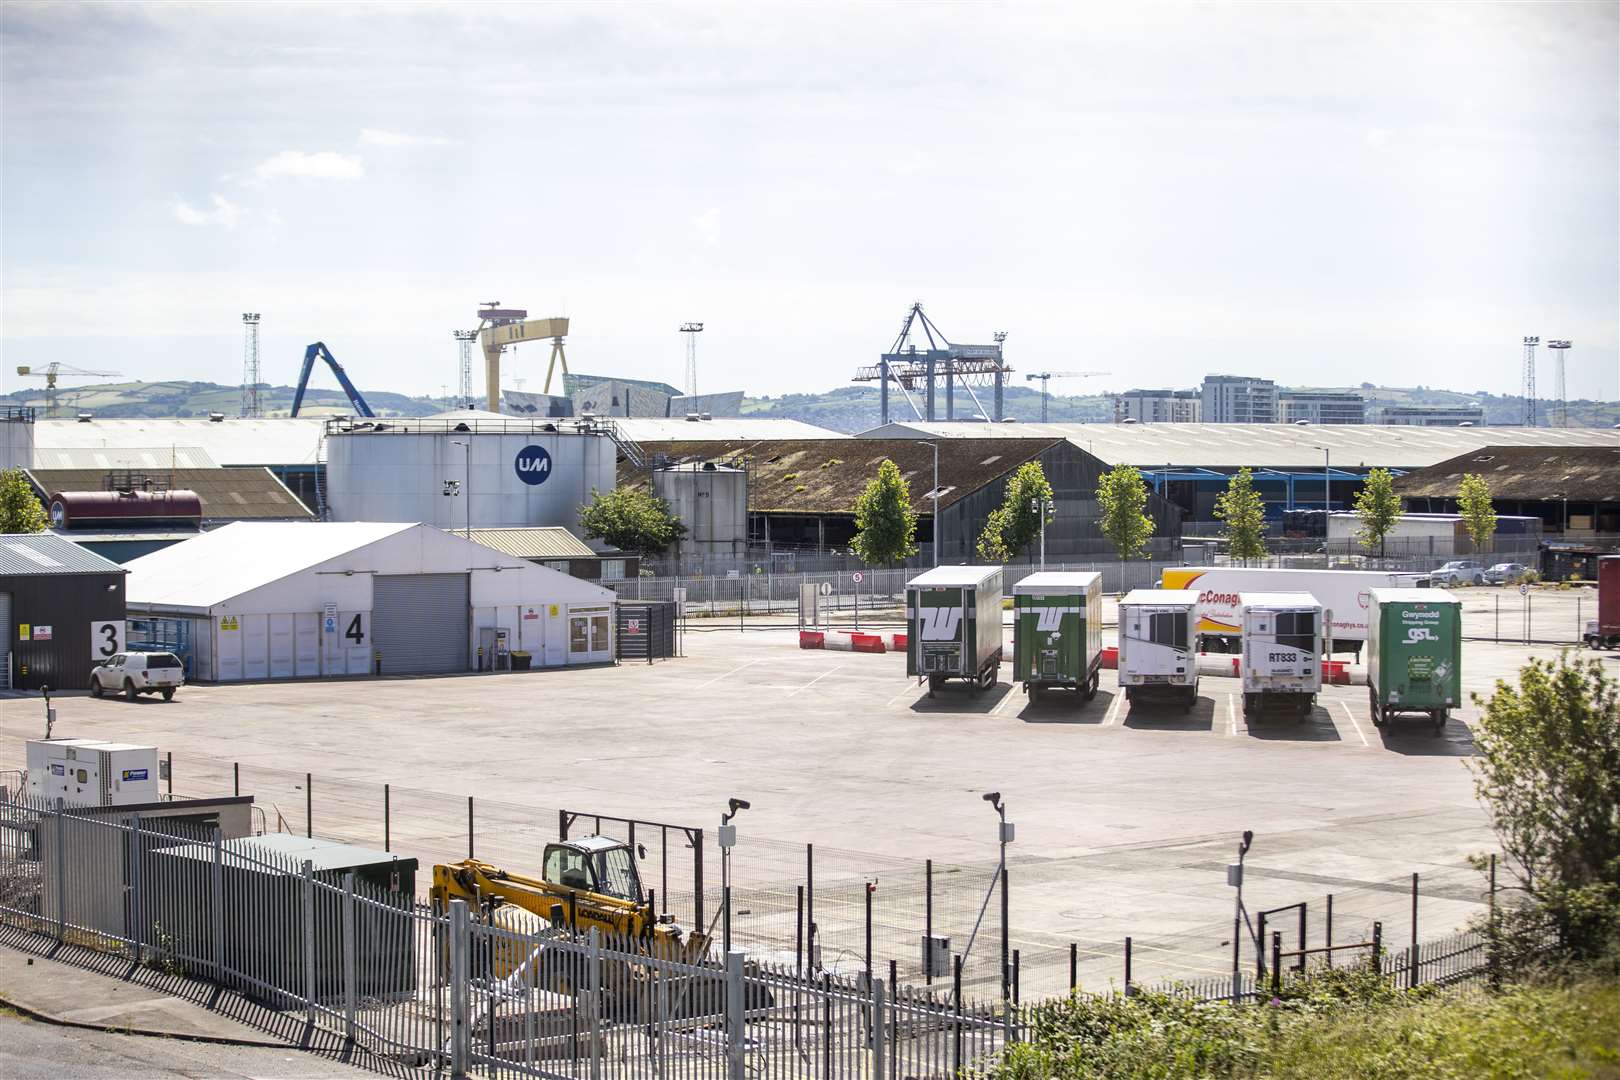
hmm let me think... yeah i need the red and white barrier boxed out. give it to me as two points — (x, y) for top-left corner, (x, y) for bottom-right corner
(800, 630), (886, 653)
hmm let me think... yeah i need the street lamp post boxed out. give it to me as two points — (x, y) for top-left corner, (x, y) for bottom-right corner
(1029, 497), (1053, 570)
(957, 792), (1015, 1007)
(450, 439), (471, 537)
(930, 442), (940, 567)
(719, 797), (750, 954)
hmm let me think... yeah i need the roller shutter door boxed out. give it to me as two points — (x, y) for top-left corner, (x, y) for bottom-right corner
(0, 592), (10, 689)
(372, 574), (469, 675)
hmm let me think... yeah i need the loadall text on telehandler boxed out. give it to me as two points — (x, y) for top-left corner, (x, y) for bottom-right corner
(430, 834), (767, 1025)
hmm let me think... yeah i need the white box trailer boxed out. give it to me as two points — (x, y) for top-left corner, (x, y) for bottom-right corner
(1239, 592), (1323, 718)
(1160, 566), (1425, 655)
(26, 738), (160, 807)
(1116, 589), (1199, 711)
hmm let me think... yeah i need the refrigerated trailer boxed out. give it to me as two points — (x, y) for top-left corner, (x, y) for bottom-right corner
(1583, 556), (1620, 651)
(1013, 571), (1103, 704)
(1239, 592), (1323, 718)
(1160, 566), (1426, 655)
(906, 565), (1004, 695)
(1116, 589), (1199, 710)
(1366, 589), (1461, 734)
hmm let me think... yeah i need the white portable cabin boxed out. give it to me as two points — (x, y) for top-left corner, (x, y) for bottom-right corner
(1239, 591), (1323, 715)
(1116, 589), (1199, 707)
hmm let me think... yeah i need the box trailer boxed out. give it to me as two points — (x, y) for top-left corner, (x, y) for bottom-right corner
(1160, 566), (1425, 655)
(906, 566), (1004, 695)
(1116, 589), (1199, 710)
(1583, 556), (1620, 651)
(1013, 571), (1103, 704)
(1239, 592), (1323, 718)
(1367, 589), (1462, 734)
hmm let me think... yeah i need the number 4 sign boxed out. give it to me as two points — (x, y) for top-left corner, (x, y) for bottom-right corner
(90, 620), (126, 660)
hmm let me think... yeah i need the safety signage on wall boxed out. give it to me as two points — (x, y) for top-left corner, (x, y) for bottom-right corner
(221, 615), (240, 632)
(33, 625), (52, 641)
(523, 607), (540, 621)
(627, 618), (642, 633)
(323, 602), (339, 634)
(548, 604), (559, 617)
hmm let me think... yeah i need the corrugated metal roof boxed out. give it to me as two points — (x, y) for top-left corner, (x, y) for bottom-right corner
(615, 417), (846, 441)
(0, 532), (126, 576)
(1393, 445), (1620, 502)
(859, 421), (1620, 470)
(31, 446), (220, 470)
(25, 467), (313, 521)
(125, 522), (414, 610)
(465, 527), (597, 559)
(34, 418), (327, 466)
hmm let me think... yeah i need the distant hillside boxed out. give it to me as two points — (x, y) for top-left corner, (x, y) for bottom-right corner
(6, 379), (1615, 432)
(1, 380), (449, 419)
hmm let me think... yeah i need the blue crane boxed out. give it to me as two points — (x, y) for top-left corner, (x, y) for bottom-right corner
(290, 342), (376, 418)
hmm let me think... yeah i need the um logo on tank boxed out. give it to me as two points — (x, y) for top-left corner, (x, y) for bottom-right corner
(514, 445), (553, 486)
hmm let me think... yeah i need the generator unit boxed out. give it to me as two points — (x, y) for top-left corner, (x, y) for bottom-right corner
(1013, 571), (1103, 704)
(1239, 592), (1323, 718)
(1367, 589), (1462, 735)
(26, 738), (160, 807)
(1116, 589), (1200, 710)
(905, 565), (1004, 695)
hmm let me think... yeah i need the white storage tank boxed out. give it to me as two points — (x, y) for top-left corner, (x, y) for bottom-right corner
(654, 462), (747, 560)
(324, 418), (616, 531)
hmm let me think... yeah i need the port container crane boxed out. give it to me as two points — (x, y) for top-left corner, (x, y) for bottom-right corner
(1024, 370), (1109, 422)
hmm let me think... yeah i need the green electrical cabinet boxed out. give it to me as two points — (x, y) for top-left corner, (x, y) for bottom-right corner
(1013, 572), (1103, 704)
(1366, 589), (1462, 735)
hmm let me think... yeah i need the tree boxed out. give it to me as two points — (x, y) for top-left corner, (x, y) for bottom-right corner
(0, 468), (47, 534)
(1470, 654), (1620, 961)
(1214, 467), (1267, 561)
(1096, 463), (1154, 561)
(1457, 473), (1497, 553)
(976, 460), (1054, 562)
(850, 458), (918, 565)
(577, 486), (686, 555)
(1353, 467), (1402, 556)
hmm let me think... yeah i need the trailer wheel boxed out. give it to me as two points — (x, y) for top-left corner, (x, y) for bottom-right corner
(1242, 693), (1256, 718)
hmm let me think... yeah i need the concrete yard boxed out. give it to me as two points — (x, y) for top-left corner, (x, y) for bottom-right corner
(1, 588), (1603, 997)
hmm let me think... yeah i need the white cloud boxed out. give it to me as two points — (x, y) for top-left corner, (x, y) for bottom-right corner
(359, 128), (452, 148)
(247, 150), (364, 184)
(171, 194), (243, 229)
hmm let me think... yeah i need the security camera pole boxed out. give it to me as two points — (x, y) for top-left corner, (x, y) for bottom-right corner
(719, 797), (751, 954)
(957, 792), (1014, 1006)
(1230, 830), (1254, 1001)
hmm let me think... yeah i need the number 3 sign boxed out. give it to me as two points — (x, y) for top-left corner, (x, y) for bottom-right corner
(90, 620), (126, 660)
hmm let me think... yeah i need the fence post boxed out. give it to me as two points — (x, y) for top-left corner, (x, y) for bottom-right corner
(1411, 872), (1419, 955)
(233, 761), (239, 797)
(1270, 931), (1281, 996)
(1124, 937), (1132, 996)
(925, 858), (933, 985)
(1408, 942), (1419, 991)
(467, 796), (474, 860)
(211, 827), (226, 984)
(54, 797), (66, 942)
(126, 814), (143, 962)
(302, 860), (317, 1028)
(1069, 942), (1077, 992)
(693, 828), (705, 931)
(588, 927), (603, 1080)
(448, 899), (470, 1079)
(726, 947), (746, 1080)
(804, 842), (813, 969)
(342, 871), (357, 1043)
(306, 772), (312, 838)
(166, 752), (173, 796)
(1488, 854), (1499, 989)
(1326, 894), (1334, 968)
(384, 783), (390, 852)
(952, 954), (963, 1075)
(872, 976), (888, 1080)
(1371, 921), (1382, 974)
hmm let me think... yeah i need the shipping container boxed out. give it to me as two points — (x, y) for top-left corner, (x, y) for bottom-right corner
(1116, 589), (1199, 710)
(906, 565), (1004, 695)
(1366, 588), (1462, 734)
(1583, 556), (1620, 650)
(1160, 566), (1426, 654)
(1013, 571), (1102, 704)
(1239, 592), (1322, 718)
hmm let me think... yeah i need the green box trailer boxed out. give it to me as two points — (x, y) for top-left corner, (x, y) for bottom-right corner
(1013, 571), (1103, 704)
(1366, 589), (1462, 734)
(906, 565), (1004, 696)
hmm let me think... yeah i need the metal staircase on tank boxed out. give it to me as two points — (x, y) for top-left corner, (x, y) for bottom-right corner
(596, 419), (646, 468)
(313, 437), (329, 520)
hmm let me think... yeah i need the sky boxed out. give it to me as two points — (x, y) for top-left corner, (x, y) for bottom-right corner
(2, 2), (1617, 404)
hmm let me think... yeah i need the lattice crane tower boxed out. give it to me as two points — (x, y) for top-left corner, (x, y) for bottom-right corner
(680, 322), (704, 396)
(240, 313), (262, 418)
(1521, 336), (1539, 427)
(453, 330), (478, 409)
(1547, 340), (1572, 427)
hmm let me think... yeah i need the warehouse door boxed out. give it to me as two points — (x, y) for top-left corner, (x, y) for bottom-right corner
(372, 574), (470, 675)
(0, 592), (10, 690)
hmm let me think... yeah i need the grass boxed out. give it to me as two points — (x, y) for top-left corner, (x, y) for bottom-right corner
(998, 974), (1620, 1080)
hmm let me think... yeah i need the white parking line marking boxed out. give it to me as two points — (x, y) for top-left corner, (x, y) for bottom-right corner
(1227, 693), (1240, 737)
(990, 686), (1021, 715)
(1337, 700), (1370, 747)
(1102, 690), (1125, 726)
(786, 665), (845, 697)
(695, 658), (763, 689)
(884, 683), (922, 707)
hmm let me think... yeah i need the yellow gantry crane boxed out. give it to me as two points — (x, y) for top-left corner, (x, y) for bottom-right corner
(473, 302), (569, 412)
(15, 362), (124, 418)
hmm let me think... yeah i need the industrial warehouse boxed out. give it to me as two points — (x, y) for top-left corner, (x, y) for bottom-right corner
(121, 521), (618, 680)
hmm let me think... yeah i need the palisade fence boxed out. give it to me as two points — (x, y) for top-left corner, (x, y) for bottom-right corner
(0, 795), (1510, 1080)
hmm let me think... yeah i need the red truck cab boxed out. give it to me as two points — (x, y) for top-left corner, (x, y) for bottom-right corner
(1584, 556), (1620, 650)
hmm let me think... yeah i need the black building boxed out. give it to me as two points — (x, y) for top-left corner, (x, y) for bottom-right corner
(1, 533), (128, 691)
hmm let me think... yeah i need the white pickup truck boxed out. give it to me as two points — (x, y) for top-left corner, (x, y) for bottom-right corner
(90, 652), (184, 702)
